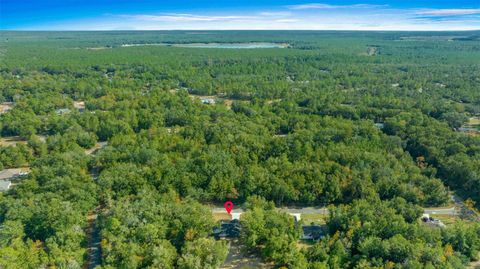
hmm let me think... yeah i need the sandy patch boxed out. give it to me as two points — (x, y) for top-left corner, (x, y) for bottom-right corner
(0, 136), (27, 147)
(0, 102), (13, 114)
(73, 101), (85, 110)
(221, 239), (273, 269)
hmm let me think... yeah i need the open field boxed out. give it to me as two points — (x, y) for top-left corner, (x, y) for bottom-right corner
(0, 135), (47, 147)
(469, 117), (480, 126)
(0, 136), (27, 146)
(301, 213), (327, 225)
(431, 214), (459, 226)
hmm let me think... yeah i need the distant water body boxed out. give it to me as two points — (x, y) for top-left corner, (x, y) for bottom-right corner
(121, 42), (288, 49)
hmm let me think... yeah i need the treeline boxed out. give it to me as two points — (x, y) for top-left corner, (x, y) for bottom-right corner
(1, 87), (452, 206)
(98, 191), (227, 268)
(240, 196), (480, 268)
(0, 150), (97, 267)
(384, 112), (480, 205)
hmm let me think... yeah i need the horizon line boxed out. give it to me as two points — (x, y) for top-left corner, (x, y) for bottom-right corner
(1, 29), (479, 32)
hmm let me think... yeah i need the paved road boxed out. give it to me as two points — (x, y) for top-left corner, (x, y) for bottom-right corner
(423, 207), (457, 215)
(212, 207), (328, 215)
(213, 206), (456, 216)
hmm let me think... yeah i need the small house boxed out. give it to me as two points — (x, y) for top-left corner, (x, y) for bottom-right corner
(56, 108), (71, 115)
(301, 225), (325, 241)
(0, 180), (11, 192)
(374, 123), (385, 129)
(213, 219), (241, 239)
(200, 98), (215, 105)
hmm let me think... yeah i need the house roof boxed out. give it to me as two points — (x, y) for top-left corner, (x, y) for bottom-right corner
(201, 98), (215, 104)
(213, 219), (241, 238)
(301, 225), (325, 240)
(56, 108), (71, 114)
(0, 180), (11, 191)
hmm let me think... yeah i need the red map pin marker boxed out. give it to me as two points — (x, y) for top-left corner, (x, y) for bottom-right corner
(224, 201), (234, 214)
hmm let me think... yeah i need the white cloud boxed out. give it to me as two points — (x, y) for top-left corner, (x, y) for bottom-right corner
(415, 9), (480, 16)
(287, 3), (388, 10)
(121, 13), (258, 22)
(22, 5), (480, 31)
(259, 11), (292, 16)
(275, 19), (300, 23)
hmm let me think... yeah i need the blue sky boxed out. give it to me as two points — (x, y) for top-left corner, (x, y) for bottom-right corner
(1, 0), (479, 30)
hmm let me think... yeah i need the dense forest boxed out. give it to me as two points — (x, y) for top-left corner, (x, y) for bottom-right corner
(0, 31), (479, 268)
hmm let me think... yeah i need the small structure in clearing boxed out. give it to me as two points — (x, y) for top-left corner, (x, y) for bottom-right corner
(300, 225), (325, 241)
(56, 108), (71, 115)
(374, 123), (385, 129)
(0, 102), (13, 114)
(0, 136), (27, 147)
(73, 101), (85, 111)
(421, 214), (446, 228)
(0, 168), (30, 181)
(0, 167), (30, 192)
(188, 94), (217, 105)
(457, 117), (480, 136)
(213, 219), (241, 240)
(0, 180), (12, 192)
(201, 97), (216, 105)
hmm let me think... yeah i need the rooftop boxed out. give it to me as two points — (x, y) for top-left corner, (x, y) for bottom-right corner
(300, 225), (325, 241)
(0, 180), (12, 191)
(213, 219), (241, 239)
(56, 108), (71, 115)
(200, 98), (216, 104)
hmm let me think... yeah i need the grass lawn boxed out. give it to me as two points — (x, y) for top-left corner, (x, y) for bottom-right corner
(301, 213), (327, 225)
(213, 212), (232, 222)
(297, 240), (316, 250)
(0, 136), (27, 146)
(468, 117), (480, 125)
(431, 214), (459, 226)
